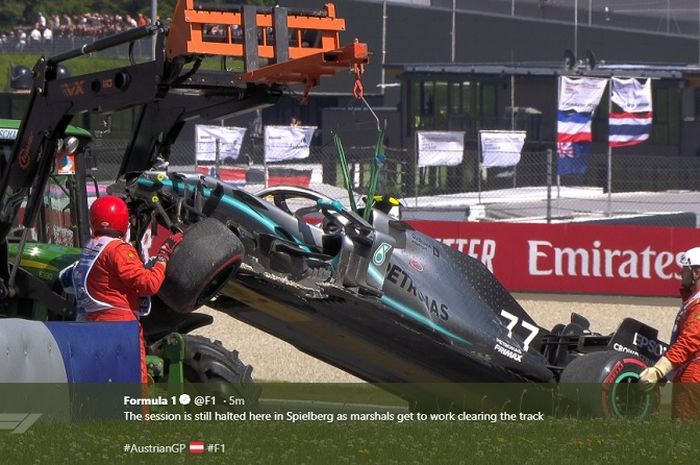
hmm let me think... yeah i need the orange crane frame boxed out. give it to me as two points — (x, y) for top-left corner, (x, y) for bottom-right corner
(167, 0), (369, 89)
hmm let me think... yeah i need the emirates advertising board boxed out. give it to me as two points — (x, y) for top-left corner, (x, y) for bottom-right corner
(406, 221), (696, 297)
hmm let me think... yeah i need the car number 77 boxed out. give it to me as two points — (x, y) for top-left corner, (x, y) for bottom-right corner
(500, 310), (539, 352)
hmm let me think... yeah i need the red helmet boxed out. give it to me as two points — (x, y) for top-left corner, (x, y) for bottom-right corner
(90, 195), (129, 236)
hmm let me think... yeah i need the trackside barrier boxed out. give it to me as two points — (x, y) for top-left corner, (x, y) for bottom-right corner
(406, 220), (699, 297)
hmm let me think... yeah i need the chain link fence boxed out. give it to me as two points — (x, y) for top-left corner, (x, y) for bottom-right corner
(88, 137), (700, 227)
(1, 36), (153, 60)
(88, 137), (409, 207)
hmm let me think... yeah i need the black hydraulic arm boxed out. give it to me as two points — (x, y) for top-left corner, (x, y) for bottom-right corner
(0, 28), (166, 242)
(118, 84), (280, 177)
(0, 25), (283, 242)
(0, 25), (281, 300)
(0, 0), (367, 299)
(48, 24), (158, 65)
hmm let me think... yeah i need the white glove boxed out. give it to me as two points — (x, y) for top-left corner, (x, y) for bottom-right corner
(639, 356), (674, 388)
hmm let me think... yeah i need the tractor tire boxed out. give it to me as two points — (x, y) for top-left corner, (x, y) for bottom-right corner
(158, 218), (244, 313)
(559, 351), (659, 418)
(182, 335), (260, 409)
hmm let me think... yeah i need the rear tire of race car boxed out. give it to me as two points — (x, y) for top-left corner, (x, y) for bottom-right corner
(158, 218), (244, 314)
(558, 351), (659, 418)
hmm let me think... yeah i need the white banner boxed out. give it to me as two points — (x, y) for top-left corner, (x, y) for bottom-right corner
(264, 125), (317, 162)
(195, 125), (246, 162)
(611, 77), (652, 113)
(417, 131), (464, 167)
(479, 131), (527, 168)
(558, 76), (608, 112)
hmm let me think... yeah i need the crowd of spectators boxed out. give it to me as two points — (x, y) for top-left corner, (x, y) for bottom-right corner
(0, 11), (152, 51)
(0, 9), (324, 53)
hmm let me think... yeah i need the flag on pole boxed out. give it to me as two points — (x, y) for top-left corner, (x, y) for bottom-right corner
(557, 142), (592, 176)
(558, 76), (609, 113)
(608, 112), (653, 147)
(610, 77), (652, 113)
(608, 77), (653, 147)
(556, 111), (594, 176)
(556, 76), (607, 176)
(557, 111), (594, 144)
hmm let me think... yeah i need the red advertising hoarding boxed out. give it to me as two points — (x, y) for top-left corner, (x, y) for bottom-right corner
(406, 221), (698, 297)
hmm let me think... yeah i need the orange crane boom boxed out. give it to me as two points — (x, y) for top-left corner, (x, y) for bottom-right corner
(167, 0), (369, 87)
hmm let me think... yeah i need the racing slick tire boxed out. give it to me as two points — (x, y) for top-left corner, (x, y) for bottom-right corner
(158, 218), (244, 313)
(559, 351), (659, 418)
(181, 335), (260, 409)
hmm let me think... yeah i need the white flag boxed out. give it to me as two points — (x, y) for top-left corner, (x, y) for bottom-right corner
(479, 130), (526, 168)
(264, 125), (317, 162)
(611, 77), (652, 113)
(417, 131), (464, 167)
(195, 125), (246, 162)
(558, 76), (608, 112)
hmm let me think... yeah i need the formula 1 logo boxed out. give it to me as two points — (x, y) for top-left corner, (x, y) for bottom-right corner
(0, 413), (42, 434)
(372, 242), (392, 266)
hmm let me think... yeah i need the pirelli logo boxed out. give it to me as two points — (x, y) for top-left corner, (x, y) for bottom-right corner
(0, 413), (42, 434)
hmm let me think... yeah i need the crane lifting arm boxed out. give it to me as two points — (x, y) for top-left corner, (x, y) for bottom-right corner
(0, 0), (369, 298)
(166, 1), (368, 92)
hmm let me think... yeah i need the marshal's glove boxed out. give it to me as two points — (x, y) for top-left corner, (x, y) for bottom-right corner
(639, 356), (674, 390)
(156, 232), (184, 264)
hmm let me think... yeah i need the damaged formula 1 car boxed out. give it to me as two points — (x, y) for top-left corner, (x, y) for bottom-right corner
(0, 0), (666, 418)
(124, 171), (670, 417)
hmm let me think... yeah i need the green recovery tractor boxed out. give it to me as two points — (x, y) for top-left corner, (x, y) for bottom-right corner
(0, 118), (244, 400)
(0, 0), (368, 404)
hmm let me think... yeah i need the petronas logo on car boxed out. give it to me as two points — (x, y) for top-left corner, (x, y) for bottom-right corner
(373, 243), (392, 266)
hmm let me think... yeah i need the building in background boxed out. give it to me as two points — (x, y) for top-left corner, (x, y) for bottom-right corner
(3, 0), (700, 195)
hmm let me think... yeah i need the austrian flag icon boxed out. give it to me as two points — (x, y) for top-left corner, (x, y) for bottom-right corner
(189, 441), (205, 454)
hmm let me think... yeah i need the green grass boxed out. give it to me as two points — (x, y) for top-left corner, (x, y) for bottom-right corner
(1, 417), (697, 465)
(0, 383), (691, 464)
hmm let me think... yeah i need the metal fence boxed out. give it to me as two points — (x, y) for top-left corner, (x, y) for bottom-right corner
(1, 36), (153, 60)
(88, 137), (700, 227)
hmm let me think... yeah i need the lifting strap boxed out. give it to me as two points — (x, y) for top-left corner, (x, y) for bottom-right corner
(363, 128), (385, 222)
(333, 133), (358, 213)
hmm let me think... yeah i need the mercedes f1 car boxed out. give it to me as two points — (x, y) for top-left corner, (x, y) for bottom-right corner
(0, 0), (668, 417)
(123, 170), (670, 416)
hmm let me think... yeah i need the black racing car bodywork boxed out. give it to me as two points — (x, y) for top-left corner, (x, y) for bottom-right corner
(126, 171), (670, 393)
